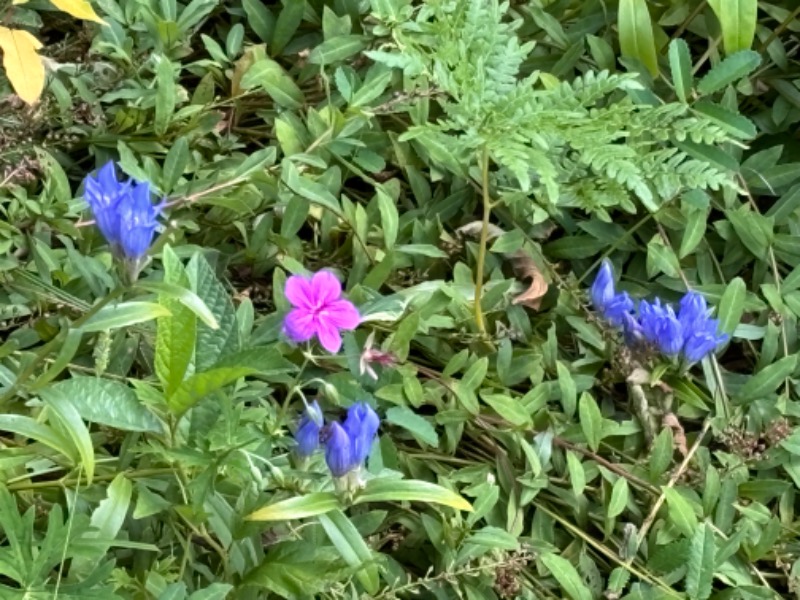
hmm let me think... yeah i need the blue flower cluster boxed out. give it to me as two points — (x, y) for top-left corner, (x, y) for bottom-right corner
(591, 260), (729, 363)
(83, 162), (161, 262)
(295, 401), (379, 479)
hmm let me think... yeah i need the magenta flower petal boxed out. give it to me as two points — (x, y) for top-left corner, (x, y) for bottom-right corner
(285, 275), (315, 309)
(316, 320), (343, 353)
(324, 299), (360, 330)
(284, 308), (317, 342)
(311, 271), (343, 306)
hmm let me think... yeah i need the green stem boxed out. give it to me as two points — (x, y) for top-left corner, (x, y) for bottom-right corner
(474, 146), (492, 335)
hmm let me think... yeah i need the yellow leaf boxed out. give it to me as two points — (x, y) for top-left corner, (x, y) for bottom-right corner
(49, 0), (105, 24)
(0, 27), (45, 105)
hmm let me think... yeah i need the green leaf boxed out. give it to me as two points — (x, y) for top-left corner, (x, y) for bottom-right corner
(309, 35), (367, 65)
(647, 235), (680, 278)
(318, 509), (380, 594)
(154, 56), (175, 136)
(556, 361), (577, 417)
(282, 160), (340, 214)
(247, 493), (340, 521)
(188, 584), (234, 600)
(717, 277), (746, 336)
(270, 0), (304, 56)
(480, 392), (532, 428)
(44, 394), (95, 484)
(579, 392), (602, 452)
(243, 544), (340, 597)
(376, 187), (398, 248)
(241, 58), (305, 109)
(162, 136), (189, 194)
(566, 451), (585, 496)
(693, 101), (757, 139)
(156, 246), (197, 398)
(39, 377), (162, 433)
(737, 355), (797, 402)
(726, 206), (773, 259)
(82, 301), (171, 332)
(708, 0), (757, 55)
(668, 38), (693, 102)
(540, 553), (592, 600)
(679, 208), (707, 258)
(607, 478), (629, 519)
(662, 487), (698, 537)
(354, 479), (473, 512)
(0, 414), (75, 461)
(685, 523), (716, 600)
(385, 406), (438, 447)
(649, 427), (674, 480)
(168, 367), (256, 416)
(71, 473), (133, 574)
(697, 50), (761, 95)
(186, 253), (242, 371)
(242, 0), (274, 43)
(136, 281), (218, 329)
(618, 0), (659, 76)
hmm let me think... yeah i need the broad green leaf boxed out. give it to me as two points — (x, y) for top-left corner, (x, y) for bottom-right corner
(32, 327), (82, 389)
(540, 553), (592, 600)
(646, 235), (680, 278)
(162, 136), (189, 194)
(241, 58), (305, 109)
(662, 487), (698, 537)
(309, 35), (367, 65)
(697, 50), (761, 95)
(186, 253), (242, 371)
(188, 584), (234, 600)
(566, 451), (586, 496)
(556, 361), (576, 417)
(685, 523), (716, 600)
(0, 414), (75, 461)
(155, 56), (176, 136)
(0, 27), (44, 105)
(737, 355), (797, 402)
(242, 0), (274, 43)
(282, 160), (340, 214)
(39, 377), (162, 433)
(385, 406), (438, 446)
(717, 277), (746, 336)
(708, 0), (758, 55)
(242, 544), (340, 597)
(271, 0), (304, 55)
(694, 101), (757, 139)
(618, 0), (658, 77)
(649, 427), (674, 480)
(579, 392), (602, 452)
(44, 394), (95, 484)
(376, 187), (398, 248)
(167, 366), (256, 416)
(247, 493), (340, 521)
(607, 478), (629, 519)
(462, 357), (488, 391)
(318, 509), (379, 594)
(354, 479), (473, 512)
(679, 208), (708, 258)
(136, 281), (218, 329)
(156, 246), (197, 398)
(480, 392), (532, 428)
(668, 38), (693, 102)
(726, 206), (773, 259)
(72, 474), (133, 575)
(82, 301), (171, 332)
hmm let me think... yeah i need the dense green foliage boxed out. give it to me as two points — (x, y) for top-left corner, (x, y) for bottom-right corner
(1, 0), (800, 598)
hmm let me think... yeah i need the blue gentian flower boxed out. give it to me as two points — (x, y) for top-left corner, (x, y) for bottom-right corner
(639, 299), (683, 355)
(294, 401), (323, 458)
(343, 403), (380, 467)
(83, 161), (162, 263)
(683, 328), (727, 363)
(677, 291), (708, 330)
(118, 181), (160, 261)
(324, 422), (353, 478)
(590, 260), (634, 326)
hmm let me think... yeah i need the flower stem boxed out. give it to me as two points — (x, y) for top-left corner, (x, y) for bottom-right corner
(473, 145), (492, 335)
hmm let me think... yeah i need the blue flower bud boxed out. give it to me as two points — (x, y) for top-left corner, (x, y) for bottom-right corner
(678, 291), (708, 330)
(343, 402), (379, 467)
(83, 161), (129, 249)
(590, 260), (615, 309)
(324, 422), (352, 478)
(639, 299), (683, 355)
(295, 401), (323, 458)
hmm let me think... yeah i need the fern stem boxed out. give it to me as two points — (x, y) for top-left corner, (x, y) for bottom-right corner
(474, 146), (492, 335)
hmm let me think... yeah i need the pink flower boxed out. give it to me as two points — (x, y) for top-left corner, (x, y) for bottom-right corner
(283, 271), (360, 353)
